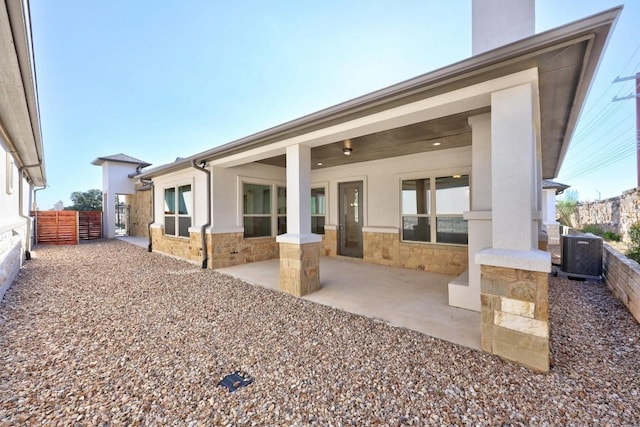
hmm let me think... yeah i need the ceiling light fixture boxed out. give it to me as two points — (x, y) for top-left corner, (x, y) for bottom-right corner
(317, 162), (323, 166)
(453, 174), (462, 178)
(433, 142), (441, 146)
(343, 139), (353, 156)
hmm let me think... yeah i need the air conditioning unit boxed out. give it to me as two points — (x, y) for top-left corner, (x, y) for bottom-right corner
(560, 234), (603, 277)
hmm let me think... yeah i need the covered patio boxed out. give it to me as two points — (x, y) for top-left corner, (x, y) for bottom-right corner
(216, 257), (480, 349)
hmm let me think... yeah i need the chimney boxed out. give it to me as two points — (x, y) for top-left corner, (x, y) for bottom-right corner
(472, 0), (535, 55)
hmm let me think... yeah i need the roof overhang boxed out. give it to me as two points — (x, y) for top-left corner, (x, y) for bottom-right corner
(0, 0), (45, 186)
(138, 6), (621, 180)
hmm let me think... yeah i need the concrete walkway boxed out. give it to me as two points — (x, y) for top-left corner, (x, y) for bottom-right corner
(216, 257), (481, 349)
(116, 235), (149, 249)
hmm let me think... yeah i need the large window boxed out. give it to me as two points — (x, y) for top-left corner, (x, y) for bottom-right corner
(243, 183), (272, 238)
(243, 183), (327, 238)
(164, 184), (192, 237)
(402, 175), (469, 244)
(311, 188), (326, 235)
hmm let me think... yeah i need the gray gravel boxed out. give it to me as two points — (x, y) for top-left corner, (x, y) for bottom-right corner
(0, 239), (638, 426)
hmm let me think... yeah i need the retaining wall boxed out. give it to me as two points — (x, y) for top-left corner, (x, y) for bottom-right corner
(572, 187), (640, 243)
(603, 243), (640, 323)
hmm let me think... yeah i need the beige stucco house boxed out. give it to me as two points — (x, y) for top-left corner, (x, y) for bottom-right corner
(0, 0), (46, 299)
(96, 3), (621, 372)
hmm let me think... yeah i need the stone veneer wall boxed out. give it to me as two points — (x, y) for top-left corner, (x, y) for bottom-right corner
(603, 244), (640, 323)
(127, 190), (152, 238)
(572, 187), (640, 243)
(152, 228), (279, 268)
(207, 232), (278, 269)
(321, 229), (337, 257)
(362, 232), (468, 276)
(151, 227), (201, 264)
(480, 265), (549, 372)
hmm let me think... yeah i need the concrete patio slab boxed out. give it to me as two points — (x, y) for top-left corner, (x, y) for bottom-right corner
(216, 257), (480, 349)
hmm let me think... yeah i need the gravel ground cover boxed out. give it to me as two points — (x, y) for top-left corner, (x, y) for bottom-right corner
(0, 239), (638, 426)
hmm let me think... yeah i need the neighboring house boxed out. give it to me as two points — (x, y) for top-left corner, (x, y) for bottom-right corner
(542, 179), (570, 245)
(0, 0), (46, 299)
(97, 2), (620, 372)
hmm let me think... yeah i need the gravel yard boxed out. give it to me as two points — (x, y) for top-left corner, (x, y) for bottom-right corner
(0, 240), (639, 426)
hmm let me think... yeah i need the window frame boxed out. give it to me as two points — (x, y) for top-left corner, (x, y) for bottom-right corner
(163, 182), (193, 238)
(311, 184), (327, 235)
(400, 172), (470, 246)
(241, 179), (284, 239)
(240, 179), (329, 238)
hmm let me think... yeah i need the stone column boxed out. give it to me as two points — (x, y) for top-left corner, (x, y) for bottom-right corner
(477, 82), (552, 372)
(276, 144), (322, 296)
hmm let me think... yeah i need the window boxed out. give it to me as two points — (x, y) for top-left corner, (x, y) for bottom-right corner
(243, 183), (272, 238)
(277, 186), (287, 235)
(311, 187), (326, 234)
(402, 175), (469, 244)
(164, 184), (192, 237)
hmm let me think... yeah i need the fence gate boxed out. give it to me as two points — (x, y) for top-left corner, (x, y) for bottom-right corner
(36, 211), (79, 245)
(78, 211), (103, 240)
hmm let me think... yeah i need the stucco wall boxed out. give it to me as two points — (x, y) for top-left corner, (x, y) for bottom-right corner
(603, 243), (640, 323)
(572, 188), (640, 243)
(0, 146), (30, 300)
(0, 229), (23, 300)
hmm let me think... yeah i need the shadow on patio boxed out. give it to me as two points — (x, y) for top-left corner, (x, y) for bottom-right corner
(216, 257), (481, 350)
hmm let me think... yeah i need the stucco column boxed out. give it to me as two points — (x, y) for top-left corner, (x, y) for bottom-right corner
(276, 144), (322, 297)
(103, 191), (116, 239)
(449, 113), (492, 311)
(476, 82), (552, 372)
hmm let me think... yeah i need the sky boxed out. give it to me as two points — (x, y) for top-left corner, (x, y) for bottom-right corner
(29, 0), (640, 210)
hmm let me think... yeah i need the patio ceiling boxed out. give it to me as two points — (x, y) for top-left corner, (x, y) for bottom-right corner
(257, 108), (489, 169)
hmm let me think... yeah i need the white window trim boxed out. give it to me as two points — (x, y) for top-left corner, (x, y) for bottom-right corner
(399, 171), (471, 246)
(239, 177), (329, 238)
(239, 177), (285, 238)
(163, 181), (194, 239)
(311, 182), (329, 235)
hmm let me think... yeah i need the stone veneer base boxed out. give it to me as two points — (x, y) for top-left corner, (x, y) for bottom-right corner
(362, 232), (468, 276)
(480, 265), (550, 372)
(279, 242), (320, 297)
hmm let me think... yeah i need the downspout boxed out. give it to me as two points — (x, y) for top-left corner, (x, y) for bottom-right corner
(140, 178), (154, 252)
(191, 159), (211, 269)
(33, 185), (47, 244)
(18, 164), (41, 260)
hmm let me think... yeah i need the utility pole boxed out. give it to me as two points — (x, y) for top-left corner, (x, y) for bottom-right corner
(613, 72), (640, 187)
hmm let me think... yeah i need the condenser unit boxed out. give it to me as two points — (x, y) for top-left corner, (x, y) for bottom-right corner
(560, 234), (603, 278)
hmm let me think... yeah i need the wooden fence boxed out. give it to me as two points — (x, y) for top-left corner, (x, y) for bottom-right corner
(78, 211), (103, 240)
(35, 211), (102, 245)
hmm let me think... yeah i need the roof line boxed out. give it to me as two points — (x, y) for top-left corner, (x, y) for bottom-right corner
(138, 5), (622, 179)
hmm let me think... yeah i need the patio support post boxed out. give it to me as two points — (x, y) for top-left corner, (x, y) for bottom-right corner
(477, 82), (552, 373)
(449, 113), (492, 311)
(276, 144), (322, 297)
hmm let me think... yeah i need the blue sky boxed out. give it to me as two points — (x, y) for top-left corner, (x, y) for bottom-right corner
(30, 1), (640, 209)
